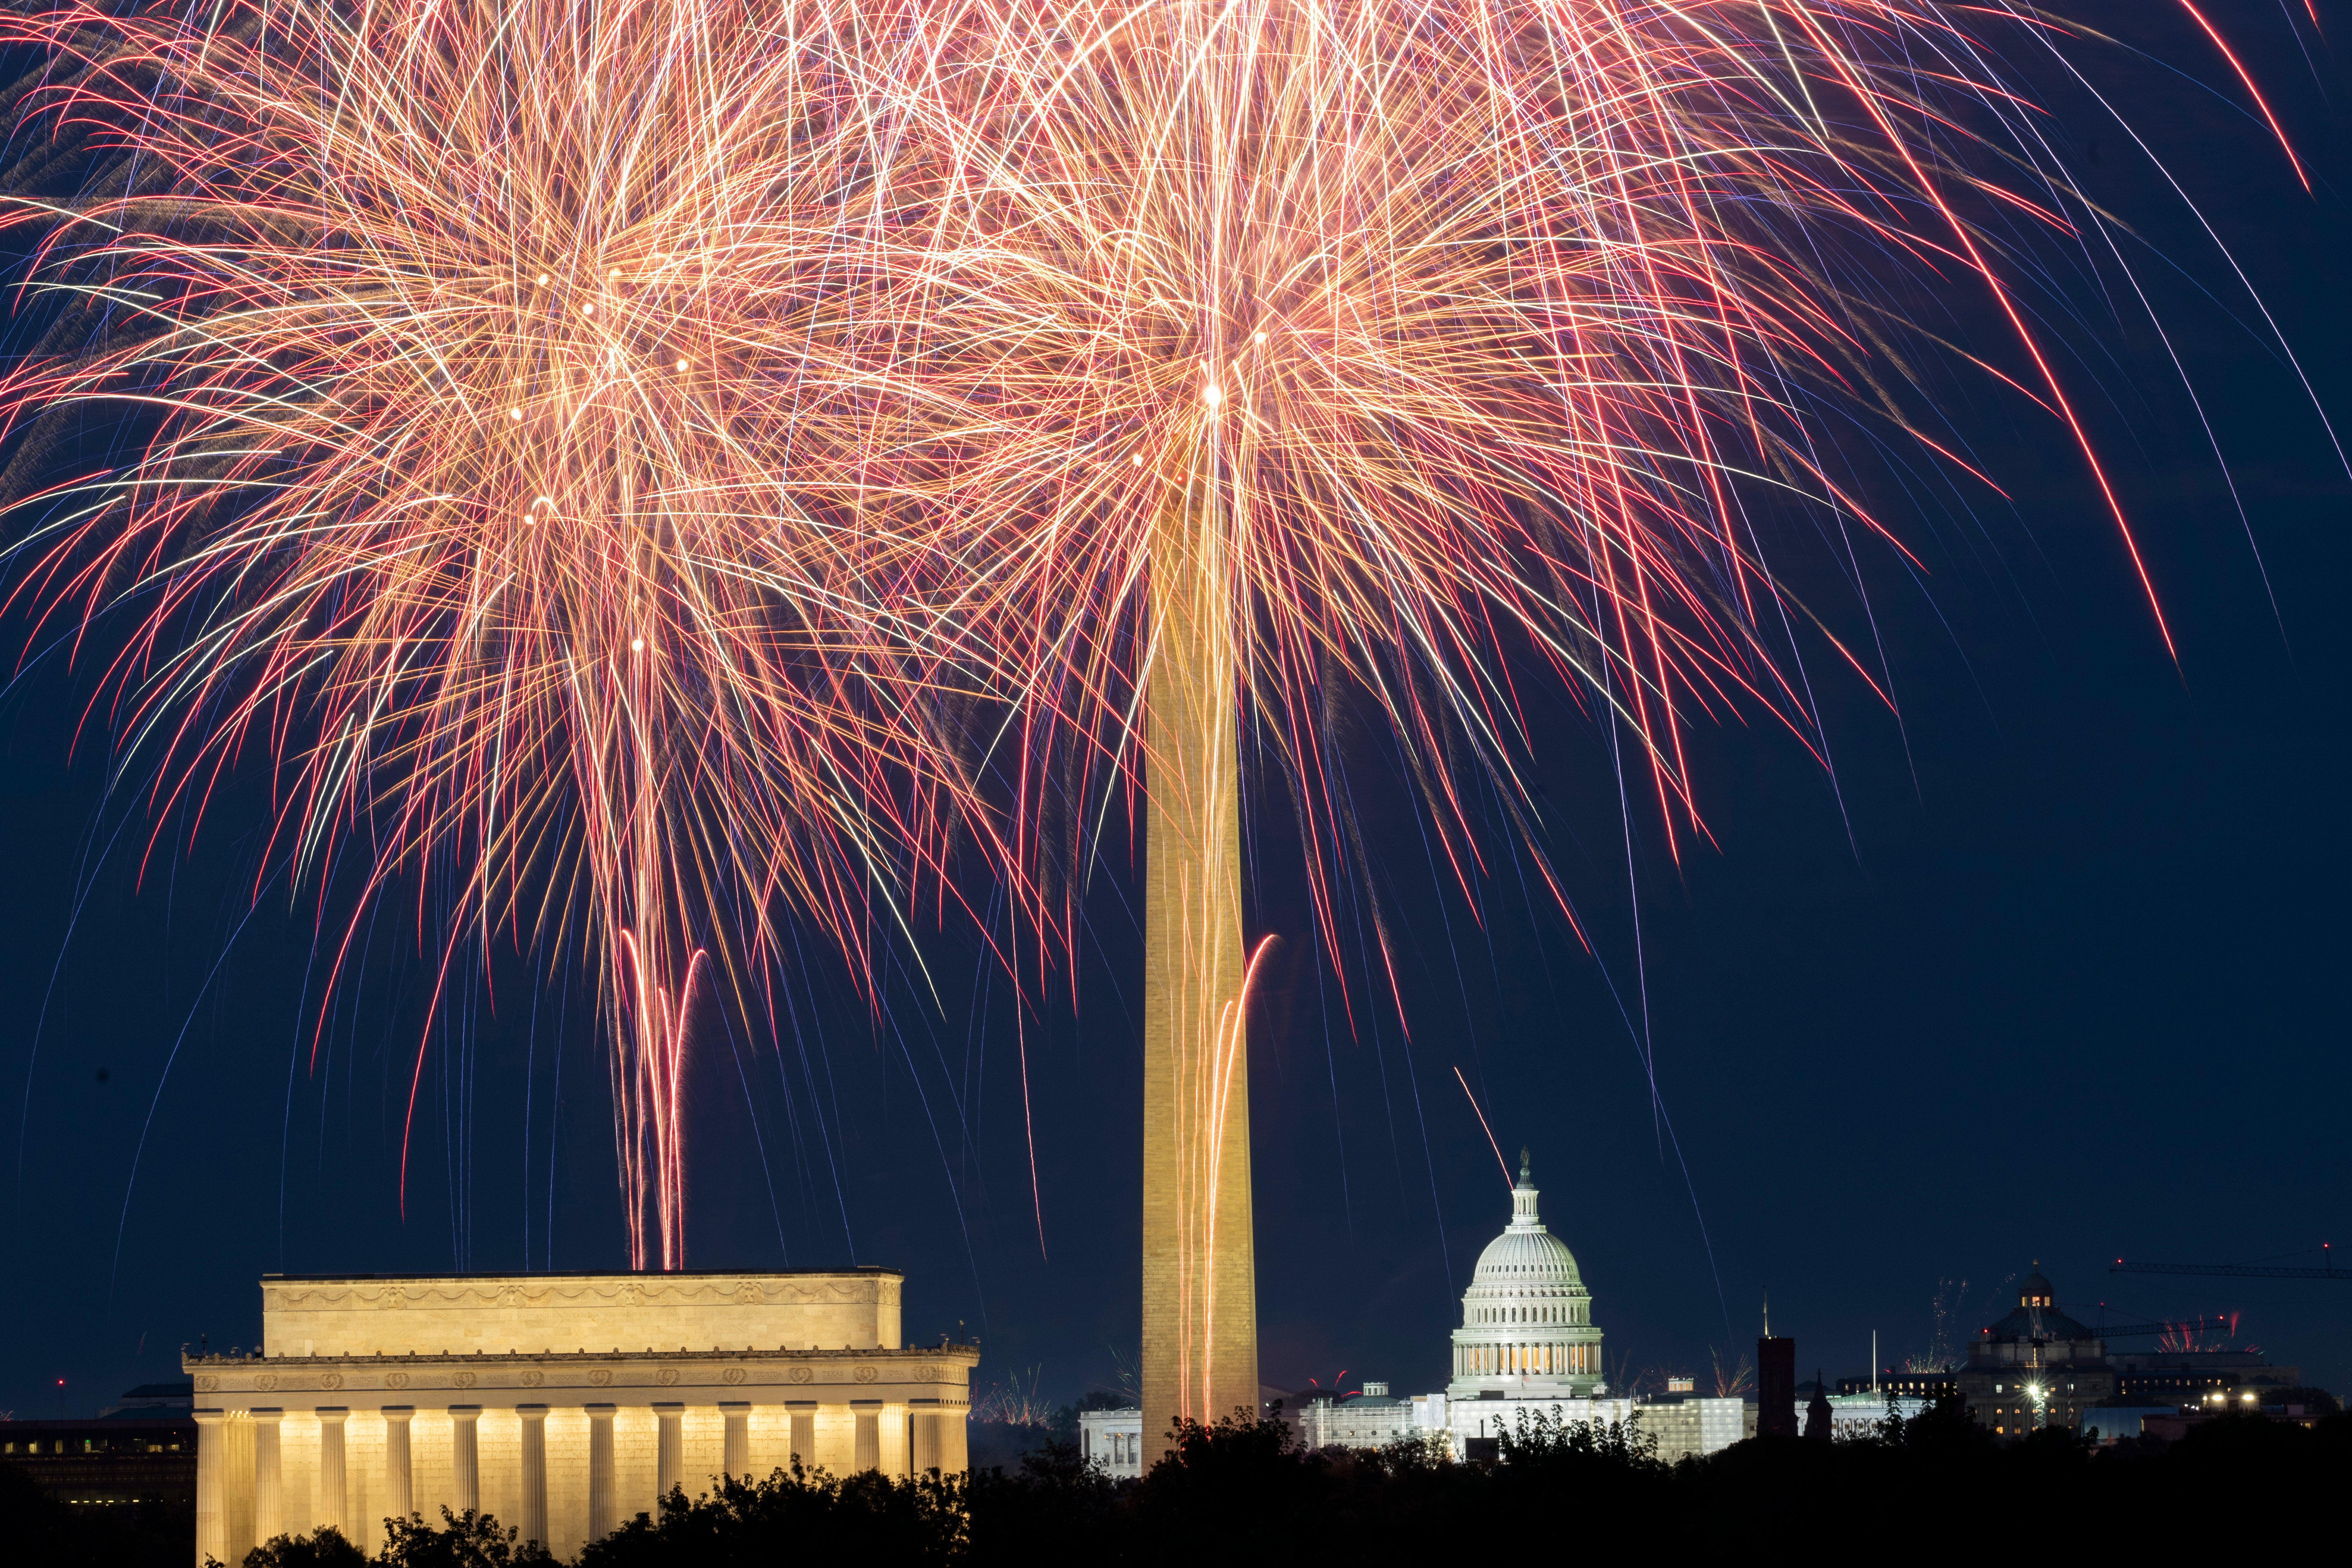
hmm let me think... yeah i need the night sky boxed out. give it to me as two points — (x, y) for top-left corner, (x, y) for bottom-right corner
(4, 5), (2347, 1423)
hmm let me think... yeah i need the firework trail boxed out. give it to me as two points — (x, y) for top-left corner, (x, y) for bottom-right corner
(0, 0), (991, 1268)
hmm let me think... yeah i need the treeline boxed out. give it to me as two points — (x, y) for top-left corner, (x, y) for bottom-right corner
(12, 1396), (2343, 1565)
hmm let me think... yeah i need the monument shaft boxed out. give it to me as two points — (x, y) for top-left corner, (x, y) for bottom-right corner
(1140, 468), (1258, 1454)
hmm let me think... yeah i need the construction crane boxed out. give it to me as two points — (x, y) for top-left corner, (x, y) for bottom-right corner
(2109, 1245), (2347, 1281)
(2078, 1314), (2232, 1339)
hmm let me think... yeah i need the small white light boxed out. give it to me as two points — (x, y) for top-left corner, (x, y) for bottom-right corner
(1203, 383), (1222, 407)
(631, 638), (645, 653)
(509, 408), (523, 421)
(677, 358), (691, 372)
(536, 273), (550, 286)
(581, 304), (594, 317)
(1254, 330), (1268, 344)
(1131, 452), (1143, 466)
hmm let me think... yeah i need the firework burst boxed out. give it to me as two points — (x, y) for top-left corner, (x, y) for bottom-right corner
(0, 0), (989, 1268)
(0, 0), (2310, 1342)
(761, 0), (2308, 1432)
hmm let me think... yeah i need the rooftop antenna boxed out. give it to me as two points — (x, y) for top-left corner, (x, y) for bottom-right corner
(1762, 1289), (1771, 1338)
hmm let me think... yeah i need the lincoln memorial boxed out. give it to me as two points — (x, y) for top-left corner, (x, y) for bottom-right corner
(184, 1269), (977, 1564)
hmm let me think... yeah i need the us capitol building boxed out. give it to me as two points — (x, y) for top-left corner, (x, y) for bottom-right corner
(184, 1268), (975, 1564)
(1086, 1152), (1746, 1473)
(1418, 1151), (1740, 1461)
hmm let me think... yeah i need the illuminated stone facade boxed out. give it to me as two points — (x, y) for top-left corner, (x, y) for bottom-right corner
(1076, 1406), (1144, 1478)
(185, 1270), (976, 1565)
(1139, 479), (1259, 1454)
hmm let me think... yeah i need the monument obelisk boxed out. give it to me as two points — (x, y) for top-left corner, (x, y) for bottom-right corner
(1139, 455), (1258, 1455)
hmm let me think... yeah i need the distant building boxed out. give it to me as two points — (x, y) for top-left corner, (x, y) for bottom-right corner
(100, 1381), (194, 1419)
(2075, 1406), (2182, 1443)
(2139, 1402), (2332, 1442)
(1076, 1406), (1143, 1477)
(1955, 1268), (2116, 1437)
(0, 1407), (195, 1506)
(1789, 1393), (1926, 1441)
(2108, 1350), (2302, 1405)
(1639, 1391), (1754, 1459)
(1291, 1383), (1418, 1454)
(1804, 1374), (1832, 1441)
(1835, 1372), (1953, 1400)
(1757, 1336), (1797, 1438)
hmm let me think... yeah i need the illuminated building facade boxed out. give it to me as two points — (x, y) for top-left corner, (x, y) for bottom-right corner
(183, 1270), (975, 1565)
(1955, 1269), (2115, 1436)
(1292, 1382), (1419, 1453)
(1422, 1156), (1632, 1460)
(1077, 1406), (1145, 1477)
(1446, 1154), (1604, 1396)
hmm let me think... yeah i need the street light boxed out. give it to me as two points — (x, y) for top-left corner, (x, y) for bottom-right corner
(2023, 1382), (2049, 1430)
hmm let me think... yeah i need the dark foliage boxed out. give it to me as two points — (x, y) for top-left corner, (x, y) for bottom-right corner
(374, 1508), (557, 1566)
(964, 1419), (1061, 1475)
(239, 1523), (367, 1566)
(38, 1403), (2352, 1564)
(574, 1463), (965, 1566)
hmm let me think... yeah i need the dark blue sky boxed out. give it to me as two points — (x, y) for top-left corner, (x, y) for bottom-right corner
(4, 4), (2348, 1421)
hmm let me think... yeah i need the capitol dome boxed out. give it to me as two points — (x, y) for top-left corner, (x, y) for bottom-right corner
(1448, 1151), (1605, 1396)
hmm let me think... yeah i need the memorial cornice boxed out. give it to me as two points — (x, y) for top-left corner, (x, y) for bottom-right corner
(252, 1270), (902, 1310)
(181, 1344), (979, 1400)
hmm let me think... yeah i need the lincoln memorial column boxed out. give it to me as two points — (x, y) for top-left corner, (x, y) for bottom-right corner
(383, 1408), (414, 1519)
(653, 1402), (683, 1506)
(909, 1401), (941, 1474)
(852, 1402), (881, 1472)
(517, 1406), (548, 1549)
(787, 1403), (815, 1471)
(719, 1403), (749, 1480)
(316, 1408), (348, 1537)
(586, 1404), (616, 1542)
(449, 1406), (481, 1513)
(943, 1405), (968, 1474)
(252, 1409), (284, 1544)
(194, 1408), (226, 1567)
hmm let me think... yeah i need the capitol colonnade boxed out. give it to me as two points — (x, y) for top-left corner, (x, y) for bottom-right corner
(186, 1271), (976, 1565)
